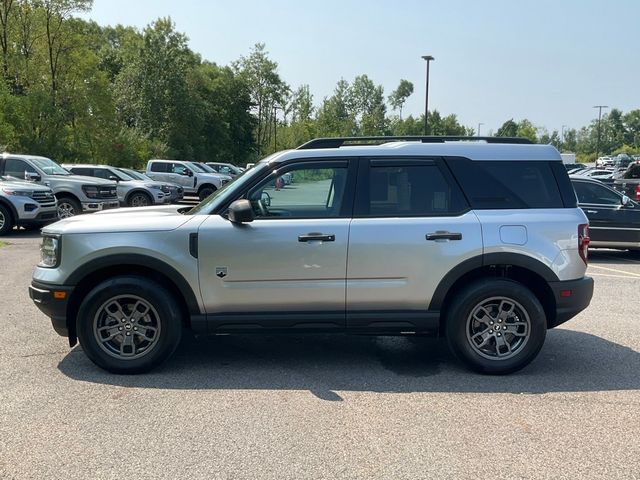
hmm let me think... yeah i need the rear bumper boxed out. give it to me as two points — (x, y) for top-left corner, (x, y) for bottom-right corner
(548, 276), (594, 328)
(28, 281), (73, 337)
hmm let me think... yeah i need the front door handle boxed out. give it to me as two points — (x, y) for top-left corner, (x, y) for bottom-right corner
(586, 210), (598, 214)
(298, 233), (335, 242)
(426, 231), (463, 241)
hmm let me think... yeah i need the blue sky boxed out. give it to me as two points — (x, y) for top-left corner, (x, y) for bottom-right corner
(81, 0), (639, 134)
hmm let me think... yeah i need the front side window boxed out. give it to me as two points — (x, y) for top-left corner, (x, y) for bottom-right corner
(171, 164), (188, 175)
(247, 164), (348, 219)
(4, 159), (38, 179)
(573, 182), (622, 205)
(364, 164), (467, 217)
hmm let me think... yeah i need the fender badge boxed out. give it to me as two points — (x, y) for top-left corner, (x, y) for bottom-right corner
(215, 267), (228, 279)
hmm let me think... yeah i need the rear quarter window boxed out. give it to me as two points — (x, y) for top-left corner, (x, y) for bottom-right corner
(447, 158), (565, 209)
(149, 162), (168, 173)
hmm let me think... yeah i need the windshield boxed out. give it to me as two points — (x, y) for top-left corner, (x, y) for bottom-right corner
(186, 162), (206, 173)
(196, 163), (216, 173)
(119, 168), (151, 181)
(188, 163), (269, 215)
(111, 169), (135, 181)
(31, 157), (70, 175)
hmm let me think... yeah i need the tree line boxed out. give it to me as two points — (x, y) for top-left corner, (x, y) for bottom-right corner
(0, 1), (638, 168)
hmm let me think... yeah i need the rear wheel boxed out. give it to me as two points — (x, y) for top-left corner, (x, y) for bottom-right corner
(57, 197), (81, 218)
(76, 276), (183, 374)
(446, 279), (546, 374)
(0, 204), (14, 235)
(128, 192), (152, 207)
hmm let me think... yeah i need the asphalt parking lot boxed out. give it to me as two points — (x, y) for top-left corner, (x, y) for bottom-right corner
(1, 230), (639, 480)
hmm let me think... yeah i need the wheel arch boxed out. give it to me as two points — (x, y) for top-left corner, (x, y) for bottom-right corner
(125, 189), (152, 205)
(197, 183), (217, 193)
(54, 191), (81, 202)
(65, 254), (201, 345)
(431, 253), (559, 335)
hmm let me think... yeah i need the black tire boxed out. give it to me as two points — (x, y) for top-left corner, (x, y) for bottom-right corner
(0, 204), (14, 235)
(445, 279), (546, 375)
(127, 191), (152, 207)
(198, 185), (216, 201)
(57, 196), (82, 218)
(76, 276), (183, 374)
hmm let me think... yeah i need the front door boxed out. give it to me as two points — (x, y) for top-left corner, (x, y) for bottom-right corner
(197, 160), (355, 331)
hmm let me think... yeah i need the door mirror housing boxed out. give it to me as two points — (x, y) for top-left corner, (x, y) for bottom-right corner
(109, 175), (119, 182)
(25, 171), (41, 182)
(228, 199), (254, 224)
(622, 195), (632, 207)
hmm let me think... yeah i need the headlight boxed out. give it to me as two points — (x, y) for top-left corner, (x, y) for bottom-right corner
(39, 235), (60, 268)
(82, 185), (99, 198)
(145, 184), (162, 190)
(1, 187), (31, 196)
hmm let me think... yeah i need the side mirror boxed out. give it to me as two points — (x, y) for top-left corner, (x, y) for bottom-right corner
(261, 191), (271, 206)
(187, 169), (193, 177)
(228, 199), (254, 224)
(109, 175), (119, 182)
(25, 171), (41, 182)
(622, 195), (632, 207)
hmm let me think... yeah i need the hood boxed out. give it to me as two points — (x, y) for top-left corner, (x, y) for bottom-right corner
(43, 204), (193, 235)
(0, 178), (53, 192)
(46, 174), (117, 186)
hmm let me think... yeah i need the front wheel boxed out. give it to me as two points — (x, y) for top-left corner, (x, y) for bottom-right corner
(57, 197), (81, 218)
(198, 186), (216, 201)
(76, 276), (183, 374)
(128, 192), (152, 207)
(0, 204), (14, 235)
(445, 279), (546, 374)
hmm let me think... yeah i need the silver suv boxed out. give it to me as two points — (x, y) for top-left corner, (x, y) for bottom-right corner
(63, 164), (171, 207)
(30, 137), (593, 375)
(0, 153), (119, 217)
(0, 177), (57, 235)
(146, 159), (232, 200)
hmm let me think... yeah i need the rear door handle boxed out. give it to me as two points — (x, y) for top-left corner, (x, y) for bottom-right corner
(426, 231), (463, 241)
(586, 210), (598, 214)
(298, 233), (335, 242)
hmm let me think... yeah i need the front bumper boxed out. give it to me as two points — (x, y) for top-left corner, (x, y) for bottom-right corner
(548, 276), (594, 328)
(81, 200), (120, 212)
(29, 281), (74, 338)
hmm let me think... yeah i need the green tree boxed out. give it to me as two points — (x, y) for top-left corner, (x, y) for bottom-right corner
(496, 119), (518, 137)
(388, 79), (413, 120)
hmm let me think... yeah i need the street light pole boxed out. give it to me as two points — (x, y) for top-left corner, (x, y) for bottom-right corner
(421, 55), (434, 135)
(593, 105), (608, 159)
(477, 123), (484, 137)
(561, 125), (567, 144)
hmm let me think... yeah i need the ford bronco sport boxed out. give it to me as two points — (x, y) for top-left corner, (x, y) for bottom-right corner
(29, 136), (594, 374)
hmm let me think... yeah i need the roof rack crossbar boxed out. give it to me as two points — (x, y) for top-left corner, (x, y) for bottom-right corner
(297, 136), (533, 150)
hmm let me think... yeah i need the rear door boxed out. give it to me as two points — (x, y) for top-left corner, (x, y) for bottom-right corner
(346, 157), (482, 333)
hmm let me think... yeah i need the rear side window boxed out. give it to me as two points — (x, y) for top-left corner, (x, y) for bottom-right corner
(149, 162), (168, 173)
(70, 167), (92, 176)
(447, 159), (564, 209)
(359, 162), (468, 217)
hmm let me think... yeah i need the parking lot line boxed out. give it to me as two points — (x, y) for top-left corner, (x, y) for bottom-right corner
(588, 264), (640, 278)
(589, 273), (638, 279)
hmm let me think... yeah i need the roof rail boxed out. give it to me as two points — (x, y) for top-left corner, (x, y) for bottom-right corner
(297, 136), (534, 150)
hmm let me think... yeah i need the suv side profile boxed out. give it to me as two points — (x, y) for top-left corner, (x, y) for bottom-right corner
(0, 177), (58, 235)
(63, 164), (171, 207)
(146, 159), (232, 200)
(0, 153), (119, 217)
(30, 137), (593, 375)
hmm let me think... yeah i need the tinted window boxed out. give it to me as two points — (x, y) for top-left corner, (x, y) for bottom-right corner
(573, 181), (621, 205)
(4, 159), (37, 179)
(448, 159), (564, 209)
(149, 162), (169, 173)
(69, 167), (92, 176)
(363, 164), (466, 217)
(92, 169), (111, 180)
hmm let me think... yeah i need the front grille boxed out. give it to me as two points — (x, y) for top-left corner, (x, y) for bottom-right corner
(31, 191), (55, 203)
(98, 187), (118, 199)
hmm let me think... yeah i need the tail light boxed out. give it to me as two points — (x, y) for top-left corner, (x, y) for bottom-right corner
(578, 223), (590, 265)
(635, 185), (640, 200)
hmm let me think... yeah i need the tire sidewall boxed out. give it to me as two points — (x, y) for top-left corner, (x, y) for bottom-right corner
(57, 197), (81, 218)
(76, 276), (182, 373)
(446, 279), (547, 374)
(198, 186), (215, 201)
(0, 204), (13, 235)
(128, 192), (152, 207)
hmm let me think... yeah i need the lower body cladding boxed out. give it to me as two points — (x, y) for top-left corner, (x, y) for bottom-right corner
(81, 200), (120, 213)
(30, 276), (594, 339)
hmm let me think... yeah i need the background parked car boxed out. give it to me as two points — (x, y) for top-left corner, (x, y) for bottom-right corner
(571, 175), (640, 253)
(574, 168), (615, 184)
(0, 176), (58, 235)
(146, 159), (232, 200)
(116, 168), (184, 203)
(63, 164), (171, 207)
(0, 153), (119, 218)
(613, 163), (640, 201)
(205, 162), (244, 178)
